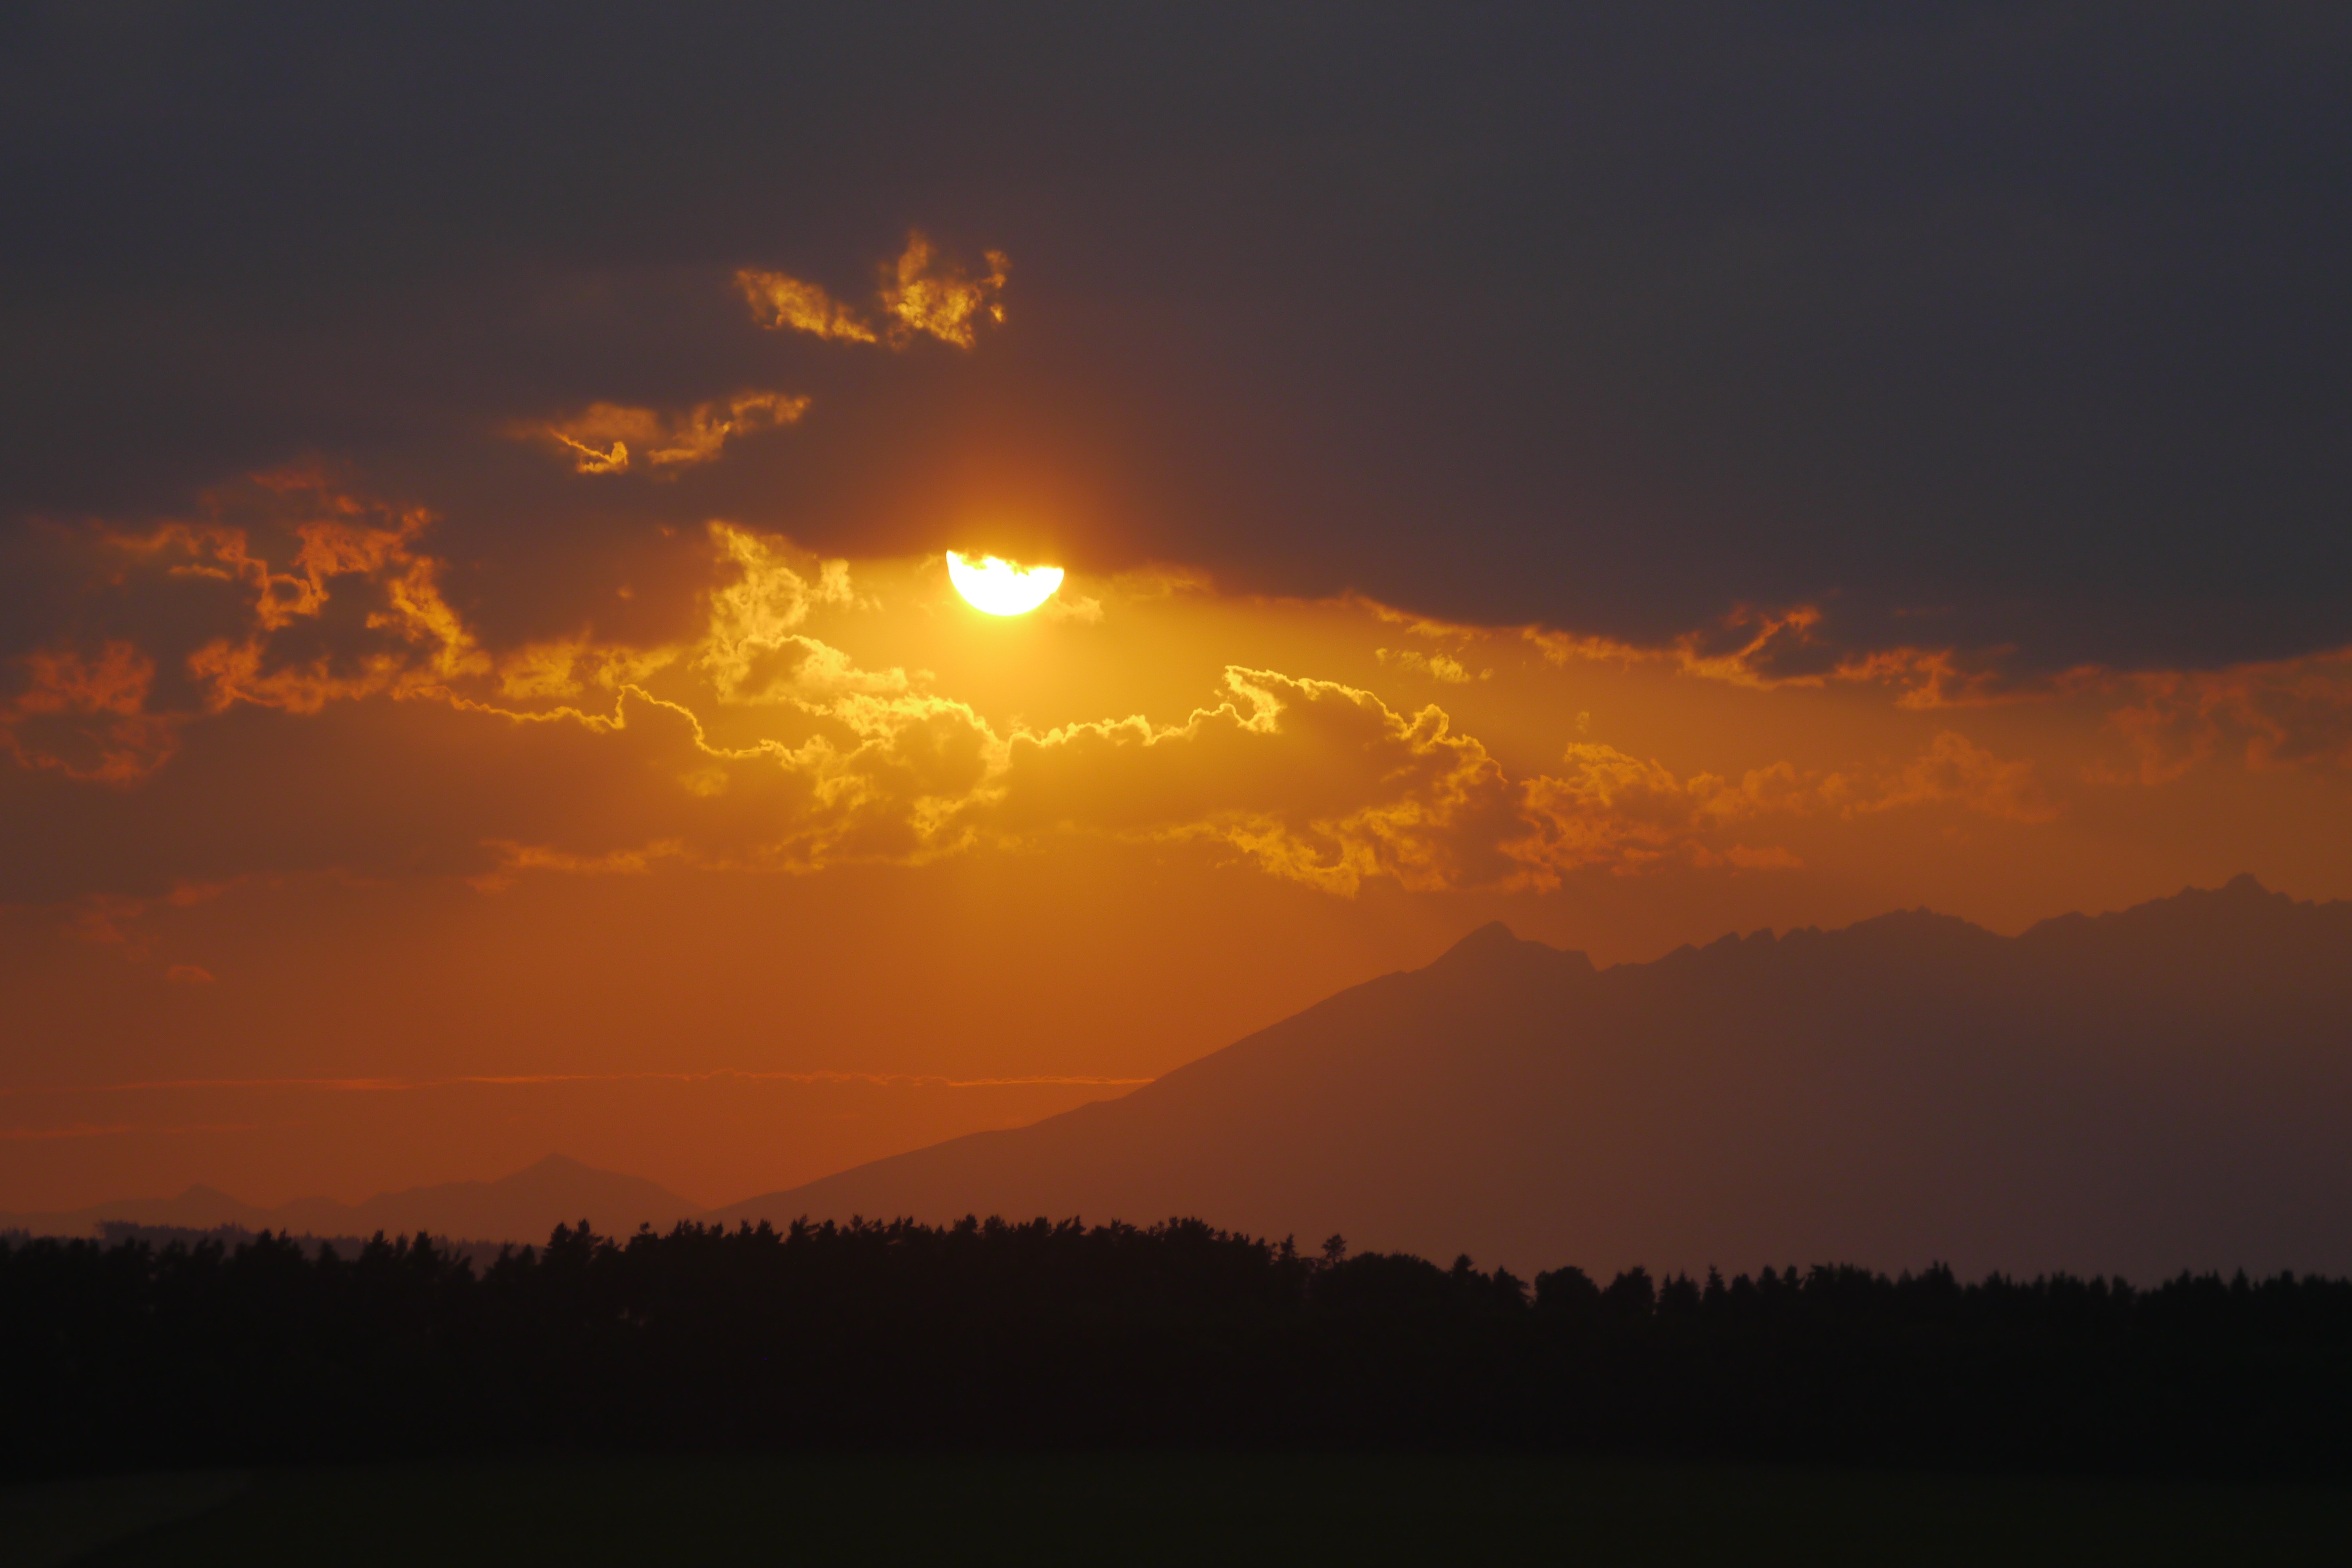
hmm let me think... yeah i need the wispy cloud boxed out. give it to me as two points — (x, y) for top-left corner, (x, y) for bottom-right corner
(879, 232), (1008, 348)
(0, 640), (178, 784)
(1376, 647), (1480, 683)
(736, 231), (1007, 350)
(526, 391), (810, 476)
(2102, 649), (2352, 784)
(734, 270), (881, 344)
(1380, 592), (2352, 788)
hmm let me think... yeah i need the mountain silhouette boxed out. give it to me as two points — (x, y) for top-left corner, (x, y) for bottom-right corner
(708, 877), (2352, 1280)
(19, 880), (2350, 1279)
(0, 1154), (697, 1244)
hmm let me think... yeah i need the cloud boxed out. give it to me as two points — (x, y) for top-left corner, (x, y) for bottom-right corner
(527, 391), (810, 475)
(439, 680), (1004, 879)
(1387, 597), (1903, 700)
(465, 839), (683, 891)
(735, 232), (1007, 350)
(735, 269), (881, 344)
(881, 232), (1009, 348)
(1522, 602), (2019, 708)
(1381, 590), (2352, 789)
(496, 638), (679, 702)
(66, 470), (489, 719)
(0, 641), (179, 784)
(0, 492), (2074, 908)
(1393, 588), (2352, 781)
(697, 525), (900, 702)
(971, 674), (2028, 893)
(1863, 730), (2058, 823)
(1376, 647), (1479, 683)
(978, 668), (1524, 893)
(2098, 650), (2352, 785)
(1513, 746), (1813, 883)
(1511, 731), (2054, 882)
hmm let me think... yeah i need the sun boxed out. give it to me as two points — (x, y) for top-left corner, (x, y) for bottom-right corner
(946, 551), (1064, 616)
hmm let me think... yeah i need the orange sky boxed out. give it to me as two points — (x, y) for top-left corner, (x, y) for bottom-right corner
(5, 233), (2352, 1214)
(6, 511), (2351, 1208)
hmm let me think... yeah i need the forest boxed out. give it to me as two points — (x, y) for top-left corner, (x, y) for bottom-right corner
(8, 1217), (2352, 1481)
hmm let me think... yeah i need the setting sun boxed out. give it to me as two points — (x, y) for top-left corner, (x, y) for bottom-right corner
(11, 15), (2352, 1531)
(946, 550), (1063, 615)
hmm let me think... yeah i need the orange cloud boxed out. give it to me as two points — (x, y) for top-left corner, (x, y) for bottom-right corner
(6, 500), (2079, 903)
(881, 231), (1008, 348)
(495, 637), (680, 702)
(1511, 729), (2055, 880)
(697, 524), (896, 702)
(1830, 645), (2044, 710)
(1864, 730), (2058, 823)
(970, 673), (2031, 894)
(1376, 647), (1480, 683)
(1510, 596), (2352, 782)
(528, 390), (810, 475)
(62, 895), (146, 949)
(99, 471), (487, 715)
(109, 470), (444, 636)
(1322, 586), (1977, 717)
(0, 641), (178, 784)
(981, 668), (1524, 893)
(1513, 746), (1801, 883)
(735, 269), (881, 344)
(1522, 602), (2010, 708)
(2103, 649), (2352, 784)
(467, 839), (685, 892)
(736, 232), (1007, 350)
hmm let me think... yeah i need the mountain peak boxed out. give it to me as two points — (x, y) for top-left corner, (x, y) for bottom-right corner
(1422, 920), (1595, 982)
(1424, 920), (1530, 974)
(1443, 920), (1520, 957)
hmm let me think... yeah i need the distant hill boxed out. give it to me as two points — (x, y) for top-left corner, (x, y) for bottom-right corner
(0, 1154), (698, 1245)
(708, 878), (2352, 1281)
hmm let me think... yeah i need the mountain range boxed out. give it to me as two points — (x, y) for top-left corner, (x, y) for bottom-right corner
(708, 876), (2352, 1280)
(13, 879), (2351, 1281)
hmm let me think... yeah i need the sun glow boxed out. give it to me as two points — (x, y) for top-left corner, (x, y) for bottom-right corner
(946, 551), (1064, 616)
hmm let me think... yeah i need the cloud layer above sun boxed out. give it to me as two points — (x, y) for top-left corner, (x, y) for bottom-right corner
(4, 209), (2348, 940)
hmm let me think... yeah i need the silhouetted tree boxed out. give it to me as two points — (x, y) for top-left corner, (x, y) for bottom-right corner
(8, 1222), (2352, 1479)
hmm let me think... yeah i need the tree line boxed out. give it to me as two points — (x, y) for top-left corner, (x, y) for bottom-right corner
(7, 1216), (2351, 1479)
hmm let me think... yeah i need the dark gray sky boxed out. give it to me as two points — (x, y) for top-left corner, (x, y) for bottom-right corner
(5, 1), (2348, 672)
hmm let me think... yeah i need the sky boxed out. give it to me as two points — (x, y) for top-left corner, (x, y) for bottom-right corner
(3, 3), (2351, 1212)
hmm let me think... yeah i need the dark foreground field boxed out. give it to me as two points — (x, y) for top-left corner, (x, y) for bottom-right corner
(11, 1453), (2347, 1567)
